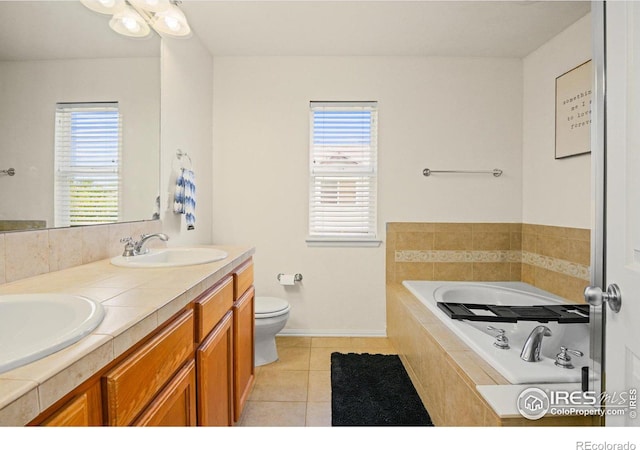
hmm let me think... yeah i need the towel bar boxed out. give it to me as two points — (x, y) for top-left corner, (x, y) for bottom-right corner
(423, 168), (502, 177)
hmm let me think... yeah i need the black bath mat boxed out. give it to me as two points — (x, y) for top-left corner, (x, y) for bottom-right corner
(330, 352), (433, 426)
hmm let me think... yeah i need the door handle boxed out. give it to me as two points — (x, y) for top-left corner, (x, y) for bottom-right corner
(584, 284), (622, 313)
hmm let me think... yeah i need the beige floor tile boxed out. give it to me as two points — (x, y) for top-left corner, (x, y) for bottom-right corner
(310, 346), (396, 370)
(307, 370), (331, 402)
(355, 345), (396, 355)
(249, 370), (309, 402)
(237, 401), (307, 427)
(350, 337), (394, 349)
(276, 336), (311, 348)
(309, 347), (350, 371)
(311, 337), (353, 347)
(306, 402), (331, 427)
(258, 346), (311, 372)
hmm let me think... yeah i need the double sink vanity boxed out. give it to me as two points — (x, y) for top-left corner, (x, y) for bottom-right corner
(0, 242), (256, 426)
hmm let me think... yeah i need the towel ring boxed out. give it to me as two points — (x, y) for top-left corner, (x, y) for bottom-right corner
(176, 149), (192, 169)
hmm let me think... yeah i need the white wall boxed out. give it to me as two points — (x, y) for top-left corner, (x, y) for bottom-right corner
(0, 57), (160, 225)
(160, 37), (214, 245)
(522, 13), (592, 228)
(212, 57), (523, 334)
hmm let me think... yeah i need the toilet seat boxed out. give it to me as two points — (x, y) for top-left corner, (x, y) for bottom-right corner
(255, 296), (290, 319)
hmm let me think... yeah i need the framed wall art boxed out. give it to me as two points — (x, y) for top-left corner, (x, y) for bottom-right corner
(555, 59), (592, 159)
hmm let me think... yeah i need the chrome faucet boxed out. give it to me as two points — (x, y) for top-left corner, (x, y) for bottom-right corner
(134, 233), (169, 255)
(121, 233), (169, 257)
(520, 325), (552, 362)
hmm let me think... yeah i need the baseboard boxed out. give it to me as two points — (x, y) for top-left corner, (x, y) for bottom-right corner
(277, 329), (387, 337)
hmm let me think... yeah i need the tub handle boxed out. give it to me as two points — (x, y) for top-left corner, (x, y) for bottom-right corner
(486, 326), (510, 350)
(554, 346), (584, 369)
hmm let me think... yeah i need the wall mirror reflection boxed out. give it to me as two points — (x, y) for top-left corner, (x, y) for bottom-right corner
(0, 1), (161, 232)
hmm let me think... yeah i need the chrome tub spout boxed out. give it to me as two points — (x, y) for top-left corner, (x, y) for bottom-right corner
(520, 325), (552, 362)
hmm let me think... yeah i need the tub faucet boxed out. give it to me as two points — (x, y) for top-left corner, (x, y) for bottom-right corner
(133, 233), (169, 255)
(520, 325), (552, 362)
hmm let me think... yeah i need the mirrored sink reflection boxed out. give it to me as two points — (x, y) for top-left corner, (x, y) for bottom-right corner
(110, 247), (228, 268)
(0, 294), (105, 374)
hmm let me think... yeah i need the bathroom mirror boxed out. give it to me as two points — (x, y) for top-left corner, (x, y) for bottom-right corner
(0, 1), (161, 232)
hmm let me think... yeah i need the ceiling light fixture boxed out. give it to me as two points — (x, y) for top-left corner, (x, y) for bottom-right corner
(109, 4), (151, 38)
(80, 0), (191, 39)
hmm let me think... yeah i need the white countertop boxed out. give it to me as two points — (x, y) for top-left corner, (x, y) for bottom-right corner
(0, 245), (254, 426)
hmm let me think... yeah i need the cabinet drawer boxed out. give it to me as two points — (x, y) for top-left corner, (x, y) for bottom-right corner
(39, 382), (102, 426)
(103, 310), (194, 426)
(194, 276), (234, 343)
(41, 393), (89, 426)
(233, 259), (254, 300)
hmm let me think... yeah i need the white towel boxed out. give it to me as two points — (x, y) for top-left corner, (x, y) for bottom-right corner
(173, 168), (196, 230)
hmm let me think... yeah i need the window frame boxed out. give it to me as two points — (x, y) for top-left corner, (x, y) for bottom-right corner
(306, 101), (381, 247)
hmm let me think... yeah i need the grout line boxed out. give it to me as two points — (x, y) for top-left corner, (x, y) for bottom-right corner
(304, 370), (310, 426)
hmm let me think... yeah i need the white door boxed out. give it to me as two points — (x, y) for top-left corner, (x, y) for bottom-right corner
(602, 1), (640, 427)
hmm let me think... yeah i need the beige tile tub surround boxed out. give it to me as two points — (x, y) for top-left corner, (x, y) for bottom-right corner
(0, 220), (162, 284)
(0, 244), (255, 425)
(521, 224), (591, 303)
(387, 222), (591, 304)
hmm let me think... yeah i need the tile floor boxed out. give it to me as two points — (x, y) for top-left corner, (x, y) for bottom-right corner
(236, 336), (396, 427)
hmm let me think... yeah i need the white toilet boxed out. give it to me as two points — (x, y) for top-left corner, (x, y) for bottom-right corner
(254, 296), (291, 366)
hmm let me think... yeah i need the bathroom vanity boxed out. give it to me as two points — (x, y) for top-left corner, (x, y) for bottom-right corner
(0, 245), (255, 426)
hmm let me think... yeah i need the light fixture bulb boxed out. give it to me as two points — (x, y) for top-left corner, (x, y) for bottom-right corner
(80, 0), (125, 15)
(151, 5), (191, 37)
(164, 16), (180, 32)
(109, 5), (151, 38)
(122, 16), (141, 33)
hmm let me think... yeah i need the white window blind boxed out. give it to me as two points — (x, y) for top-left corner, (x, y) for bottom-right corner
(54, 102), (121, 227)
(308, 101), (378, 243)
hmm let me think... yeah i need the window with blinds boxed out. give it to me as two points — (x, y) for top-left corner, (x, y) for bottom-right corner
(308, 101), (378, 243)
(54, 102), (121, 227)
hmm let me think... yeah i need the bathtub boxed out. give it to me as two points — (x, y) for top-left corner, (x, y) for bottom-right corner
(401, 280), (590, 384)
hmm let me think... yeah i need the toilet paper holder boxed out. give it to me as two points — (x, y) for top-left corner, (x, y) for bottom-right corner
(277, 273), (303, 282)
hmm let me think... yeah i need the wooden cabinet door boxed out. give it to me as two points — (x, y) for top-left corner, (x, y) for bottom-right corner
(196, 311), (233, 426)
(133, 360), (197, 426)
(232, 286), (255, 422)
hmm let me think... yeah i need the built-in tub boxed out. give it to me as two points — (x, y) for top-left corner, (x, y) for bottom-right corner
(402, 281), (590, 384)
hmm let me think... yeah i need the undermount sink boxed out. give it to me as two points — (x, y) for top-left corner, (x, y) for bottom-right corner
(0, 294), (105, 374)
(110, 247), (228, 268)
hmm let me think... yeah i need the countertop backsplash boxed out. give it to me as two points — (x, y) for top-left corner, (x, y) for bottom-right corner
(0, 220), (163, 285)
